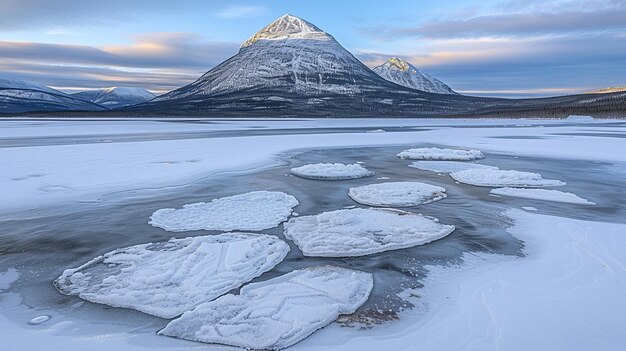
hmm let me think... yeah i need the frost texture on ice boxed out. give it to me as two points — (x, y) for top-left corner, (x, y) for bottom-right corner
(348, 182), (447, 207)
(149, 191), (298, 232)
(159, 266), (373, 350)
(409, 161), (498, 173)
(284, 208), (455, 257)
(54, 233), (290, 318)
(491, 188), (594, 205)
(450, 169), (565, 188)
(291, 163), (374, 180)
(397, 147), (484, 161)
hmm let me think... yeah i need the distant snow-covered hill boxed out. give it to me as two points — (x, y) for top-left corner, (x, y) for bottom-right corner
(72, 87), (156, 108)
(588, 86), (626, 94)
(0, 78), (105, 113)
(373, 58), (457, 95)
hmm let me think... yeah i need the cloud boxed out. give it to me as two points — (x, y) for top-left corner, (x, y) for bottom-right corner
(0, 0), (213, 31)
(356, 32), (626, 97)
(215, 5), (266, 19)
(360, 1), (626, 39)
(0, 33), (239, 92)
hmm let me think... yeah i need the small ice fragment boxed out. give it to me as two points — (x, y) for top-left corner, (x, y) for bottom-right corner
(284, 208), (455, 257)
(377, 177), (390, 180)
(522, 206), (538, 211)
(409, 161), (498, 174)
(566, 115), (594, 121)
(291, 163), (374, 180)
(490, 188), (594, 205)
(367, 129), (386, 133)
(159, 266), (373, 350)
(54, 233), (290, 318)
(450, 169), (565, 188)
(149, 191), (298, 232)
(349, 182), (447, 207)
(397, 147), (484, 161)
(28, 315), (50, 325)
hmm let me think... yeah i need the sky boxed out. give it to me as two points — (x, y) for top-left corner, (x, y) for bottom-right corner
(0, 0), (625, 98)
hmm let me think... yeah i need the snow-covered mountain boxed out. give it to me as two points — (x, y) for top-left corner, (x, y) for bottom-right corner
(151, 14), (407, 101)
(373, 58), (457, 95)
(0, 78), (105, 113)
(72, 87), (156, 108)
(131, 14), (623, 117)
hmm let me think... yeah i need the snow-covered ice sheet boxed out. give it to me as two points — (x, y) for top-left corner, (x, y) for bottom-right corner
(3, 118), (626, 215)
(283, 208), (455, 257)
(450, 169), (565, 187)
(348, 182), (447, 207)
(159, 266), (373, 350)
(409, 161), (498, 173)
(149, 191), (298, 232)
(290, 163), (373, 180)
(397, 147), (484, 161)
(491, 187), (594, 205)
(54, 233), (290, 318)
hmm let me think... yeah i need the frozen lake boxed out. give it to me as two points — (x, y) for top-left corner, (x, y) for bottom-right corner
(1, 118), (626, 350)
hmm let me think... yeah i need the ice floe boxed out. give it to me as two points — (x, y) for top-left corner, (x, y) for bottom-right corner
(397, 147), (484, 161)
(149, 191), (298, 232)
(409, 161), (498, 174)
(491, 187), (594, 205)
(54, 233), (290, 318)
(348, 182), (447, 207)
(284, 208), (455, 257)
(566, 115), (594, 121)
(290, 163), (374, 180)
(159, 266), (373, 350)
(450, 169), (565, 187)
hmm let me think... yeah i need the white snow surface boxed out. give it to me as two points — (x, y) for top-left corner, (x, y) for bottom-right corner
(490, 187), (595, 205)
(397, 147), (484, 161)
(54, 233), (290, 318)
(290, 163), (373, 180)
(409, 160), (498, 173)
(348, 182), (447, 207)
(373, 58), (457, 95)
(450, 169), (566, 187)
(283, 208), (455, 257)
(149, 191), (298, 232)
(159, 266), (373, 350)
(3, 117), (626, 216)
(241, 14), (332, 48)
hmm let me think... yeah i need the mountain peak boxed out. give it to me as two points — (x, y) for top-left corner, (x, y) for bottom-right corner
(373, 57), (457, 95)
(386, 57), (411, 72)
(241, 14), (332, 48)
